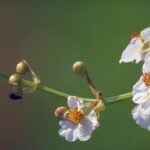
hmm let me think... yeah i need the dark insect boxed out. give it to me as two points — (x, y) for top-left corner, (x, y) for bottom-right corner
(9, 86), (23, 100)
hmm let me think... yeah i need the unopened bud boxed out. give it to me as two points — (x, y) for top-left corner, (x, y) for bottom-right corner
(54, 106), (67, 118)
(9, 74), (22, 86)
(72, 61), (86, 75)
(16, 60), (29, 74)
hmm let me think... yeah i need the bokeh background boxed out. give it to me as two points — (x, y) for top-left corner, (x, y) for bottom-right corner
(0, 0), (150, 150)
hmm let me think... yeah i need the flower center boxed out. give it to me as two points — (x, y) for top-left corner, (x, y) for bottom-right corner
(143, 73), (150, 86)
(66, 108), (83, 125)
(129, 32), (144, 42)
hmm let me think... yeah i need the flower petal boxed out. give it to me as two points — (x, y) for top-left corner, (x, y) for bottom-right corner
(132, 76), (150, 104)
(72, 126), (80, 141)
(141, 27), (150, 41)
(132, 101), (150, 130)
(59, 120), (75, 129)
(59, 128), (74, 142)
(59, 128), (67, 137)
(67, 96), (84, 108)
(81, 102), (93, 115)
(87, 110), (100, 129)
(119, 38), (143, 63)
(133, 76), (148, 92)
(143, 52), (150, 72)
(78, 118), (93, 141)
(132, 93), (149, 104)
(144, 52), (150, 64)
(65, 128), (78, 142)
(58, 120), (78, 142)
(143, 63), (150, 73)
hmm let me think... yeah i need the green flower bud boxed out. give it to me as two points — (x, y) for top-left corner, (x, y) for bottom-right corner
(16, 60), (29, 74)
(72, 61), (87, 75)
(9, 74), (22, 86)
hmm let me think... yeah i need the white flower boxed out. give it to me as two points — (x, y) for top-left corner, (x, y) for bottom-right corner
(132, 100), (150, 130)
(132, 53), (150, 130)
(132, 76), (150, 104)
(132, 52), (150, 104)
(119, 27), (150, 64)
(58, 96), (100, 142)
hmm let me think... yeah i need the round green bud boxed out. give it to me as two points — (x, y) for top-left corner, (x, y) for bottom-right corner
(54, 106), (67, 118)
(9, 74), (22, 86)
(72, 61), (87, 75)
(16, 60), (29, 74)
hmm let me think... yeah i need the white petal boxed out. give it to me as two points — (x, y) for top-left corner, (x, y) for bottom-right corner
(59, 128), (74, 142)
(143, 63), (150, 73)
(143, 65), (150, 73)
(58, 121), (78, 142)
(133, 93), (148, 104)
(79, 134), (91, 141)
(65, 128), (78, 142)
(59, 120), (75, 129)
(78, 118), (93, 141)
(132, 77), (149, 104)
(59, 128), (68, 137)
(144, 52), (150, 64)
(67, 96), (84, 108)
(143, 52), (150, 72)
(67, 96), (78, 108)
(86, 110), (100, 129)
(133, 77), (148, 94)
(81, 103), (93, 115)
(132, 101), (150, 130)
(119, 38), (143, 63)
(141, 27), (150, 40)
(133, 76), (148, 92)
(72, 127), (80, 141)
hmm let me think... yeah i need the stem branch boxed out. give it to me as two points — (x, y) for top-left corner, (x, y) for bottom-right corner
(0, 71), (132, 105)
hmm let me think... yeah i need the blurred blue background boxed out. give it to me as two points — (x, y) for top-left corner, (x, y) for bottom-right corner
(0, 0), (150, 150)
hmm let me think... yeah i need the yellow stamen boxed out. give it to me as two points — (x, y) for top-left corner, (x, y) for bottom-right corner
(143, 73), (150, 86)
(66, 108), (83, 125)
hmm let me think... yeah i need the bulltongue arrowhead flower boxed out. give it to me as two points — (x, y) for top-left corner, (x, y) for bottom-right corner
(56, 96), (102, 142)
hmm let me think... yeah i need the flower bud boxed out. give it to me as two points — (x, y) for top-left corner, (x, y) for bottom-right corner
(54, 106), (67, 118)
(8, 74), (22, 86)
(16, 60), (29, 74)
(72, 61), (87, 75)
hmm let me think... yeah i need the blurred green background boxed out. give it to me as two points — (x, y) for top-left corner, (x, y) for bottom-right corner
(0, 0), (150, 150)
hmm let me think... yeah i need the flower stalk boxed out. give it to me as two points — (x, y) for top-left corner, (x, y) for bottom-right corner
(0, 71), (132, 105)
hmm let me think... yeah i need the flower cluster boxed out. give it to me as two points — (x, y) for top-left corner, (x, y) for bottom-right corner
(120, 27), (150, 130)
(5, 27), (150, 142)
(7, 60), (105, 142)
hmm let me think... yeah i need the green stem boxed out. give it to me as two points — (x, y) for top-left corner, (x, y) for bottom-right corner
(104, 92), (132, 104)
(0, 71), (132, 104)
